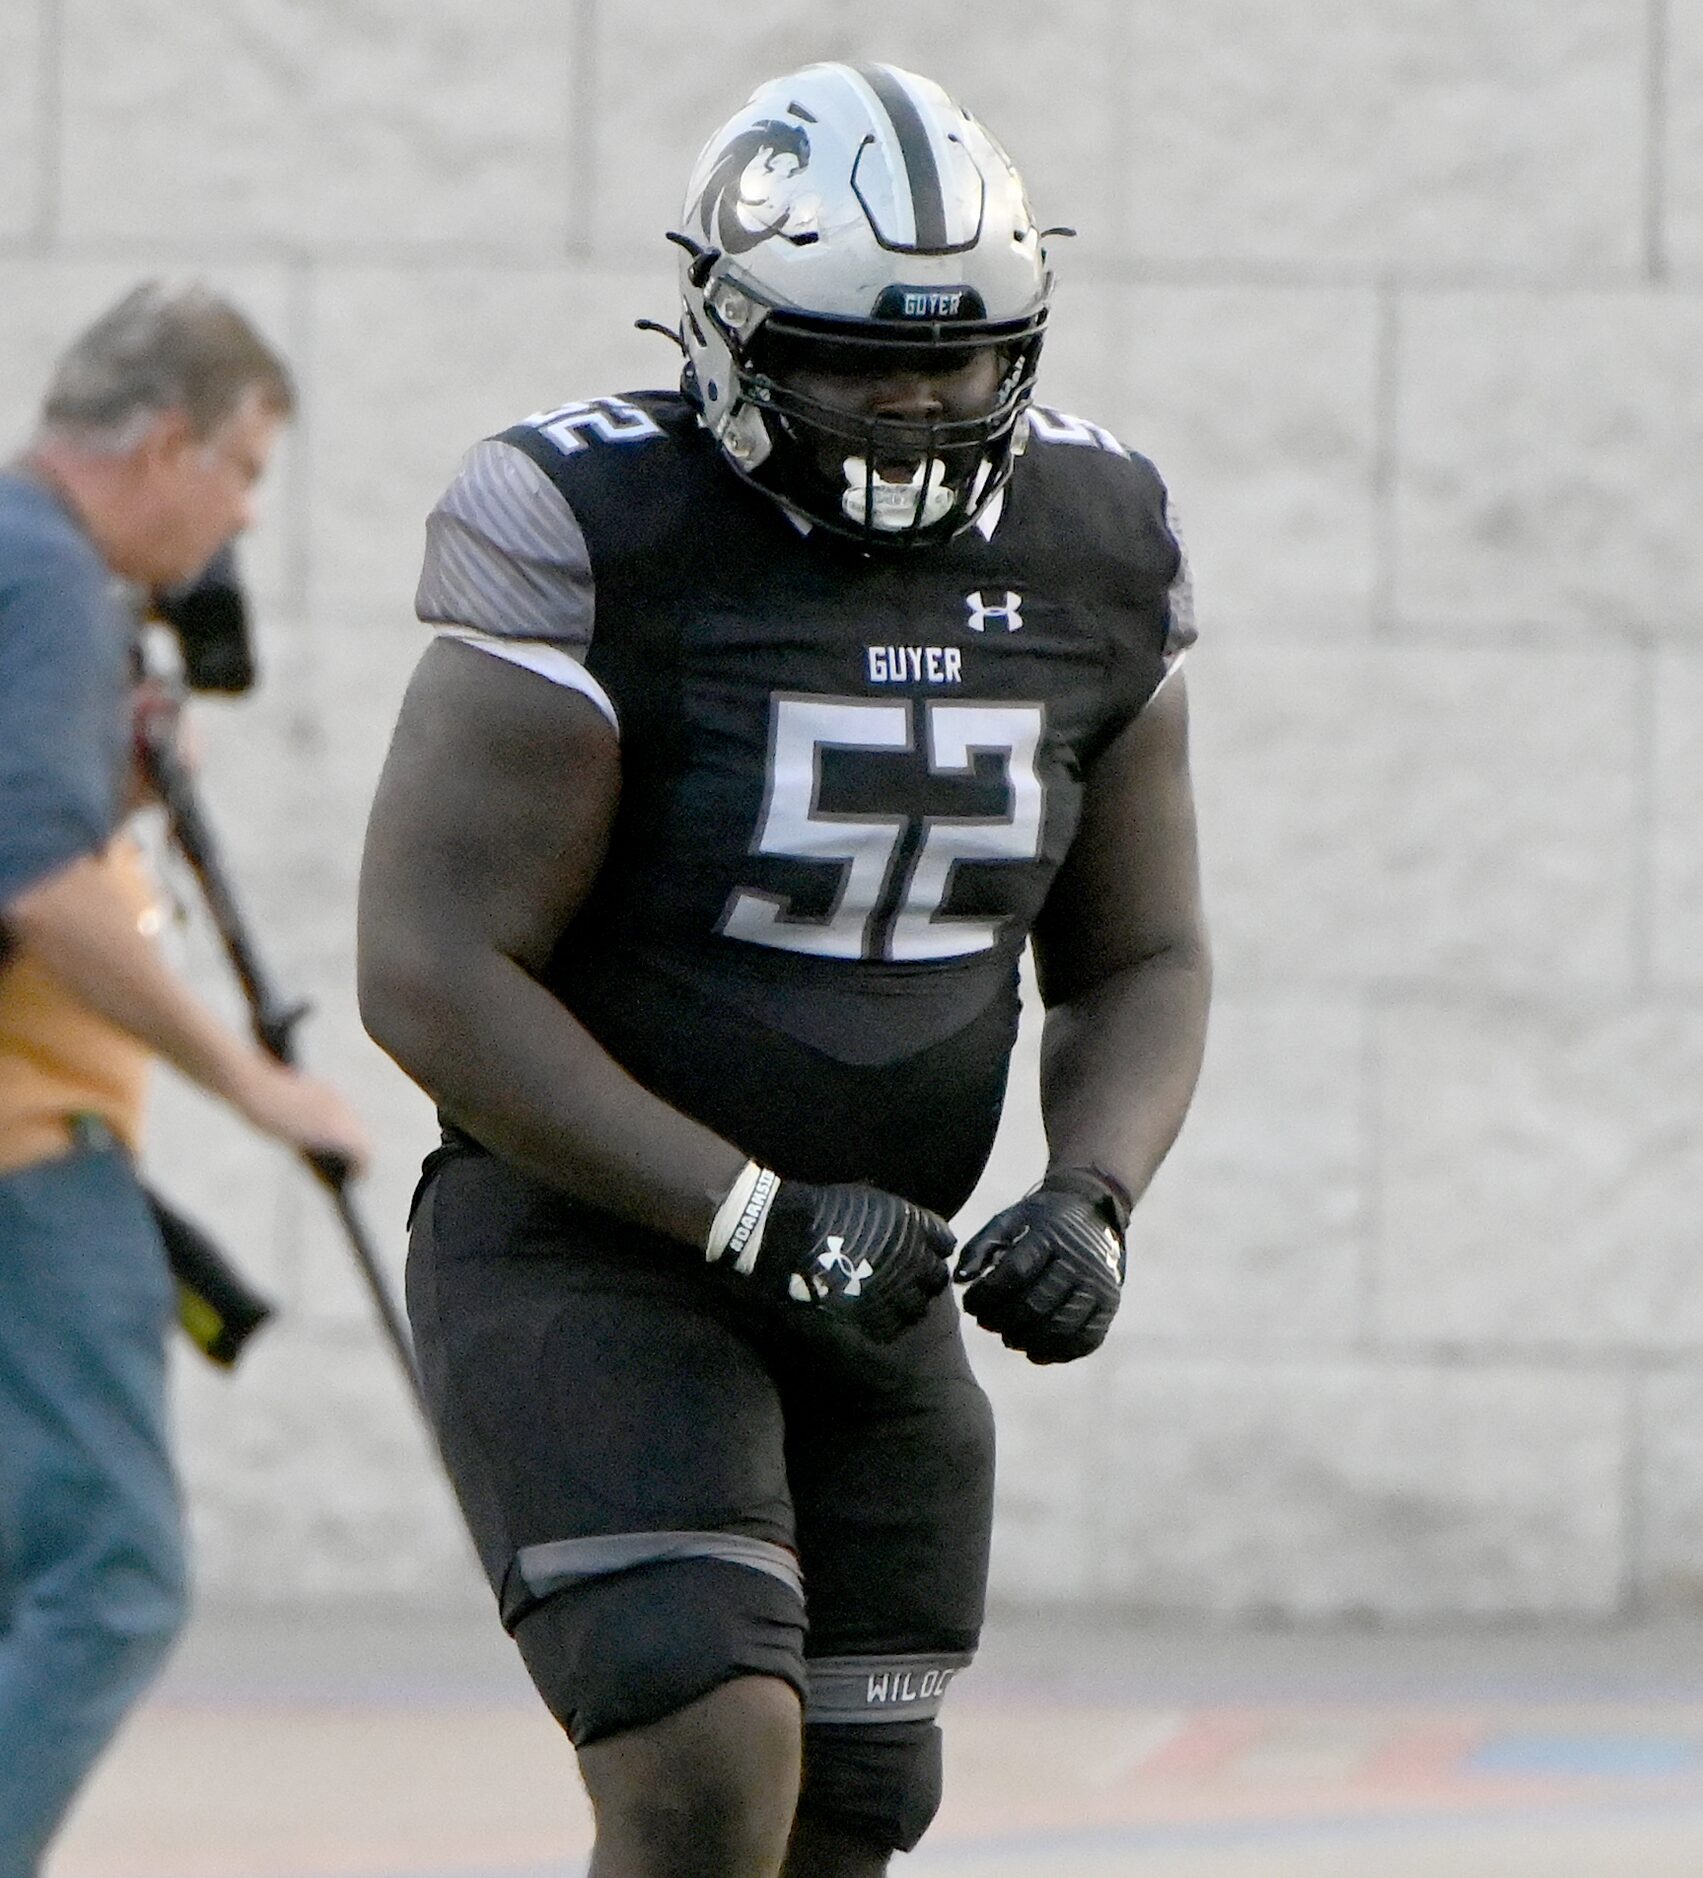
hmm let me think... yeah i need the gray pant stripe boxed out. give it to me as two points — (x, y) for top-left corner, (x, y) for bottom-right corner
(805, 1651), (973, 1725)
(513, 1530), (804, 1603)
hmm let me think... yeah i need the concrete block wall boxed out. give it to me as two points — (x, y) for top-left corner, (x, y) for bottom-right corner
(3, 1), (1697, 1619)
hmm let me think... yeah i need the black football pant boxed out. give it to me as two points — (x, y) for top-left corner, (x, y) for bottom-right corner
(406, 1148), (995, 1850)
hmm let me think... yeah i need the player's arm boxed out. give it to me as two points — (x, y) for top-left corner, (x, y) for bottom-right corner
(357, 636), (734, 1238)
(956, 671), (1210, 1361)
(356, 637), (950, 1338)
(1033, 668), (1210, 1191)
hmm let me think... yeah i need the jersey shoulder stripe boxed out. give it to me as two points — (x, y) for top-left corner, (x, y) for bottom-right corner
(416, 437), (594, 648)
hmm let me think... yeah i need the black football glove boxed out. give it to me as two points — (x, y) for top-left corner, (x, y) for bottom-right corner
(955, 1166), (1131, 1364)
(706, 1166), (953, 1343)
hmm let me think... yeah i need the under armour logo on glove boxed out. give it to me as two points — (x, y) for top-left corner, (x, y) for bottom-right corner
(704, 1164), (952, 1341)
(1085, 1219), (1122, 1276)
(789, 1236), (876, 1303)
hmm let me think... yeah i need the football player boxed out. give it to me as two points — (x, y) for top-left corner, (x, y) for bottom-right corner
(358, 60), (1209, 1878)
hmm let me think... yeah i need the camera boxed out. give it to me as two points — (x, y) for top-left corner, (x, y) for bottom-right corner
(150, 543), (256, 694)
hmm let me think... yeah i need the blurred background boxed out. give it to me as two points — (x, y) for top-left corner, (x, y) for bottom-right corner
(2, 0), (1700, 1640)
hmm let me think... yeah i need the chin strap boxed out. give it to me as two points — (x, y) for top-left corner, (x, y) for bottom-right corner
(841, 456), (955, 532)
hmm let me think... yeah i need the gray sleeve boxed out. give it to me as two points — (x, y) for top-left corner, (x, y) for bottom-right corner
(415, 439), (595, 646)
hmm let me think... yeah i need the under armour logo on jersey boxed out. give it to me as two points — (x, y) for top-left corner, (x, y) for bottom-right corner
(965, 590), (1023, 634)
(790, 1235), (875, 1303)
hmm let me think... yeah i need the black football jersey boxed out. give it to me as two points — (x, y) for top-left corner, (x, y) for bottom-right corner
(417, 390), (1192, 1216)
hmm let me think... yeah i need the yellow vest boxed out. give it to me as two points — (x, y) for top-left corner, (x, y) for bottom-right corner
(0, 836), (157, 1175)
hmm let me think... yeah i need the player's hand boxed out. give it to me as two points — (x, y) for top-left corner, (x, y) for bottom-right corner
(706, 1168), (953, 1342)
(955, 1166), (1131, 1364)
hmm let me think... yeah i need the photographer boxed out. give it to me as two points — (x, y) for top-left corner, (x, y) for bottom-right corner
(0, 283), (369, 1875)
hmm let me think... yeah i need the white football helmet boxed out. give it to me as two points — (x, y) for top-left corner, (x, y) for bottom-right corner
(674, 62), (1057, 548)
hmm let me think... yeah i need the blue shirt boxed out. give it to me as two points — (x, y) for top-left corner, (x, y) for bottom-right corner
(0, 471), (130, 924)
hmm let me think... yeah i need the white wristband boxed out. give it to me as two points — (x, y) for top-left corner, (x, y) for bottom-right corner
(705, 1161), (780, 1276)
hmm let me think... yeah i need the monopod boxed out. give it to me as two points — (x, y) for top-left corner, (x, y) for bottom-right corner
(138, 723), (429, 1422)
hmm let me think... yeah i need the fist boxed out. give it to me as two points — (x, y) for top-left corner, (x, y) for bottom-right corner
(707, 1166), (954, 1343)
(955, 1166), (1130, 1364)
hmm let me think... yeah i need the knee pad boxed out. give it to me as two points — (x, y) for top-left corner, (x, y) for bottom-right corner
(510, 1555), (806, 1747)
(797, 1719), (944, 1855)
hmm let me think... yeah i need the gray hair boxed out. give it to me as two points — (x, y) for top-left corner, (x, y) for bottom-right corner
(40, 280), (296, 448)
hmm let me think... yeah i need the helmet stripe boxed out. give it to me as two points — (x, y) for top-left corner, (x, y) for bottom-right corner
(850, 63), (949, 249)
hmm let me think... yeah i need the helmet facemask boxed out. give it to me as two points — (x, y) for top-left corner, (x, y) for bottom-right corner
(731, 311), (1045, 549)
